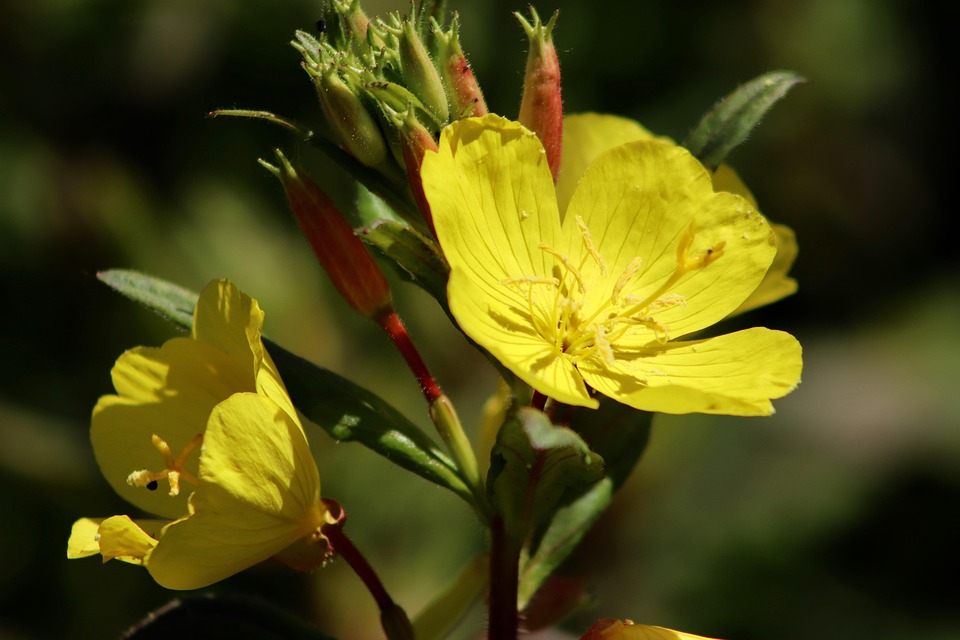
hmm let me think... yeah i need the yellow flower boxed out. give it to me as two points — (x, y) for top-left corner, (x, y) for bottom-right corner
(581, 618), (721, 640)
(422, 114), (801, 415)
(560, 113), (798, 316)
(67, 280), (333, 589)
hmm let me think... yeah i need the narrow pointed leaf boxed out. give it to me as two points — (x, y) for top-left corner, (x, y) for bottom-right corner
(97, 270), (473, 504)
(683, 70), (806, 168)
(98, 269), (198, 329)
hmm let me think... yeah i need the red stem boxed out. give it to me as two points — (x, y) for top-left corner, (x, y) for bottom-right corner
(377, 310), (442, 403)
(488, 516), (520, 640)
(323, 523), (393, 611)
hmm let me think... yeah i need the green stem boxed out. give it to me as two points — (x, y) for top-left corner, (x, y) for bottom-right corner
(430, 395), (488, 519)
(378, 310), (488, 517)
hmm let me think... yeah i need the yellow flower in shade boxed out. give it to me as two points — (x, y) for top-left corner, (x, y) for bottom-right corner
(67, 280), (334, 589)
(581, 618), (721, 640)
(560, 113), (798, 316)
(422, 114), (801, 415)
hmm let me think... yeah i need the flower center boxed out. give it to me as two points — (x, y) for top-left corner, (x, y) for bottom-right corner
(126, 433), (203, 497)
(502, 217), (725, 366)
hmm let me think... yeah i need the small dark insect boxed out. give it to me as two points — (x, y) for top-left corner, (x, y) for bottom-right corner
(146, 480), (159, 491)
(316, 19), (326, 34)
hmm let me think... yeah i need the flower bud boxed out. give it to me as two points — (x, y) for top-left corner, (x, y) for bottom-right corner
(433, 15), (488, 118)
(332, 0), (376, 47)
(395, 18), (449, 123)
(261, 149), (393, 320)
(386, 106), (440, 233)
(305, 58), (390, 170)
(516, 8), (563, 181)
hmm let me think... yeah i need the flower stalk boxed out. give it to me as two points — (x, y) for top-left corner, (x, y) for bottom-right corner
(320, 499), (415, 640)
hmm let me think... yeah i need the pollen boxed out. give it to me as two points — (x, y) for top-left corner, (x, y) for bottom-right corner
(127, 433), (203, 497)
(501, 217), (725, 368)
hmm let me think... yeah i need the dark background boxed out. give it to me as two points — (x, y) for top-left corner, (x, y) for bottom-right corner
(1, 1), (956, 638)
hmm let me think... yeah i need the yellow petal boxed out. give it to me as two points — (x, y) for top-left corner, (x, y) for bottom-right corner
(97, 515), (164, 565)
(446, 270), (596, 408)
(192, 279), (265, 383)
(580, 328), (802, 416)
(712, 165), (798, 314)
(558, 113), (667, 215)
(732, 223), (799, 315)
(586, 619), (721, 640)
(67, 517), (105, 559)
(711, 162), (757, 206)
(424, 114), (563, 288)
(425, 115), (596, 403)
(92, 338), (249, 519)
(146, 393), (324, 590)
(564, 141), (776, 340)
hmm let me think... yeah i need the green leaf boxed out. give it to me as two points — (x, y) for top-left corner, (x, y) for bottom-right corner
(122, 593), (338, 640)
(518, 400), (653, 608)
(360, 219), (449, 307)
(97, 269), (198, 329)
(97, 269), (474, 504)
(683, 70), (806, 169)
(486, 408), (604, 545)
(268, 341), (473, 504)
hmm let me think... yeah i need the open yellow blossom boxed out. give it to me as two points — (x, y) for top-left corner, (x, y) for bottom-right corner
(67, 279), (333, 589)
(422, 115), (801, 415)
(560, 113), (798, 316)
(581, 618), (721, 640)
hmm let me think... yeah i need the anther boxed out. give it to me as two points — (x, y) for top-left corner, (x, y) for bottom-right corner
(611, 256), (643, 304)
(575, 216), (606, 275)
(539, 243), (585, 292)
(126, 433), (204, 497)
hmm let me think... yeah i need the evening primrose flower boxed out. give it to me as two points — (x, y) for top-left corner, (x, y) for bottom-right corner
(559, 113), (798, 315)
(421, 115), (801, 415)
(67, 280), (334, 589)
(581, 618), (721, 640)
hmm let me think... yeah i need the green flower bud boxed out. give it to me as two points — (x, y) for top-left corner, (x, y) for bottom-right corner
(395, 18), (449, 123)
(307, 61), (390, 170)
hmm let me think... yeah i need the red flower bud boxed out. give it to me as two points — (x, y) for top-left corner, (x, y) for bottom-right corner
(435, 15), (488, 118)
(516, 9), (563, 182)
(390, 107), (440, 234)
(262, 149), (393, 320)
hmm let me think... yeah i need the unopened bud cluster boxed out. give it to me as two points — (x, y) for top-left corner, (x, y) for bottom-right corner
(293, 4), (487, 189)
(268, 1), (564, 320)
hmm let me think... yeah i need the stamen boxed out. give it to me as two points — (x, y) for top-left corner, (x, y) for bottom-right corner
(593, 325), (615, 365)
(648, 293), (686, 311)
(500, 276), (559, 287)
(575, 216), (607, 275)
(539, 244), (585, 292)
(127, 433), (203, 497)
(611, 256), (643, 304)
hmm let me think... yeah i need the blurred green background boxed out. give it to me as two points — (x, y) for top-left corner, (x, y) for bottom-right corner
(1, 0), (956, 638)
